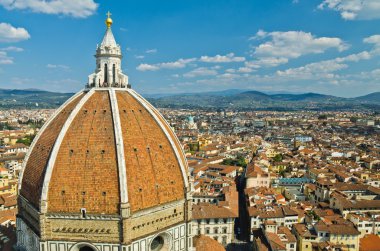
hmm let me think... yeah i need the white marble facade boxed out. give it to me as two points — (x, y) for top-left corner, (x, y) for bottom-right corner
(17, 219), (192, 251)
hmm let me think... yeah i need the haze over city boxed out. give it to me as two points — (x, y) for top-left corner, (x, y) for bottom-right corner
(1, 0), (380, 96)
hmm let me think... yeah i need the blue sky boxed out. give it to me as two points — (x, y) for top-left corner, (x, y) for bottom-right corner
(0, 0), (380, 97)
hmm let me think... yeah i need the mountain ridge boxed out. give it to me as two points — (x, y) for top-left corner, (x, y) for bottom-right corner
(0, 88), (377, 110)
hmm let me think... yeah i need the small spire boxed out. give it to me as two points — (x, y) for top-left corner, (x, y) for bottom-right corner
(105, 11), (113, 28)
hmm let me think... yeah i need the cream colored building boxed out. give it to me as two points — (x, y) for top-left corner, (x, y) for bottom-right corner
(191, 204), (237, 246)
(293, 221), (360, 251)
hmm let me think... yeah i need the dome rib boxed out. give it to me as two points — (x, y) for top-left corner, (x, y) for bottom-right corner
(45, 90), (121, 214)
(109, 89), (129, 205)
(18, 91), (86, 209)
(116, 90), (187, 212)
(40, 89), (95, 212)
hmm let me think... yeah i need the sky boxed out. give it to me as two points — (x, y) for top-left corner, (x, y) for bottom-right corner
(0, 0), (380, 97)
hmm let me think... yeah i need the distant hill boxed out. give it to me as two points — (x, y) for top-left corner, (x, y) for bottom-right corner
(270, 92), (342, 102)
(147, 89), (380, 111)
(354, 92), (380, 103)
(0, 88), (378, 111)
(0, 89), (74, 109)
(143, 89), (247, 98)
(235, 91), (271, 101)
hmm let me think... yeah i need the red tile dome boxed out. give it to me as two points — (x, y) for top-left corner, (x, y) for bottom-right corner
(19, 88), (189, 215)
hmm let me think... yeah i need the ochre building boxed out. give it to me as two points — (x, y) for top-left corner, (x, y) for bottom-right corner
(17, 14), (193, 251)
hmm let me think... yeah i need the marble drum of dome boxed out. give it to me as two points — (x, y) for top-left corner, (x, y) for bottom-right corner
(16, 12), (194, 251)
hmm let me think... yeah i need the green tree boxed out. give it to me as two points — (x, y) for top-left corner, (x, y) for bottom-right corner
(16, 134), (35, 146)
(222, 156), (247, 167)
(318, 114), (327, 120)
(273, 154), (283, 162)
(350, 117), (358, 123)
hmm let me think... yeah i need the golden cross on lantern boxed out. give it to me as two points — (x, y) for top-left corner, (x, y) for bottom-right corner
(105, 11), (113, 28)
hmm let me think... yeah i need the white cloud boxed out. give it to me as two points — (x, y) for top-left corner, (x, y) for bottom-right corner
(318, 0), (380, 20)
(136, 63), (159, 71)
(335, 51), (371, 62)
(237, 67), (255, 73)
(160, 58), (196, 69)
(0, 46), (24, 65)
(0, 0), (98, 18)
(0, 51), (13, 64)
(364, 35), (380, 45)
(245, 57), (289, 68)
(275, 51), (372, 81)
(145, 49), (157, 54)
(137, 58), (196, 71)
(247, 30), (348, 70)
(0, 46), (23, 52)
(251, 30), (348, 59)
(200, 53), (245, 63)
(276, 60), (347, 80)
(183, 67), (218, 78)
(46, 64), (70, 70)
(135, 55), (145, 59)
(363, 35), (380, 54)
(0, 23), (30, 42)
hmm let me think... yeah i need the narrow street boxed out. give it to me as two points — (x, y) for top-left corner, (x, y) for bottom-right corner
(226, 175), (253, 251)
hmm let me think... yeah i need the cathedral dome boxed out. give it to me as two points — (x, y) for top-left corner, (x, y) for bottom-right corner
(17, 13), (193, 251)
(19, 88), (189, 215)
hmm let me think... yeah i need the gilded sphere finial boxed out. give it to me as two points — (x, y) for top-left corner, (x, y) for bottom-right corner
(106, 11), (113, 28)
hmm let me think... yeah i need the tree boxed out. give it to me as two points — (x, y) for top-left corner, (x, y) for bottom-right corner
(222, 156), (247, 167)
(350, 117), (358, 123)
(273, 154), (283, 162)
(0, 122), (15, 130)
(16, 134), (35, 146)
(318, 114), (327, 120)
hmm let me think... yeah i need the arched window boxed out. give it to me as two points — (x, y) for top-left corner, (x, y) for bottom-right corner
(112, 64), (116, 83)
(150, 235), (164, 251)
(79, 246), (95, 251)
(214, 227), (218, 234)
(104, 63), (108, 83)
(222, 236), (227, 245)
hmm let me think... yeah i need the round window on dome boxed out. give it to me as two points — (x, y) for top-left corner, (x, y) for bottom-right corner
(79, 246), (95, 251)
(150, 235), (164, 251)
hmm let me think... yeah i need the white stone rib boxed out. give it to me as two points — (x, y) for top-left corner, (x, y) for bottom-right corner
(109, 89), (129, 204)
(18, 90), (86, 193)
(127, 89), (189, 188)
(40, 89), (95, 212)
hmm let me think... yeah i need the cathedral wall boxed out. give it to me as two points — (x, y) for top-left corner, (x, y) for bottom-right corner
(39, 222), (192, 251)
(41, 216), (121, 243)
(122, 200), (186, 243)
(18, 195), (40, 234)
(17, 217), (40, 251)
